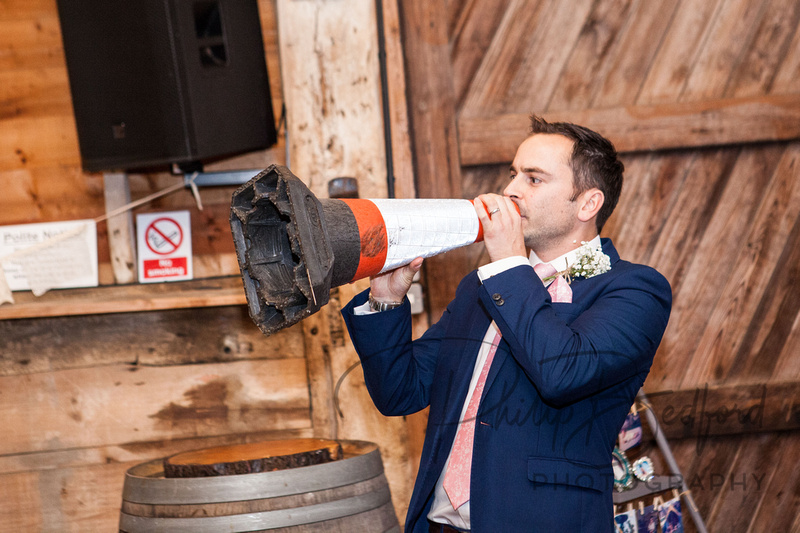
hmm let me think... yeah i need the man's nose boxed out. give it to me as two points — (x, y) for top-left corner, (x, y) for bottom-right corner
(503, 179), (520, 198)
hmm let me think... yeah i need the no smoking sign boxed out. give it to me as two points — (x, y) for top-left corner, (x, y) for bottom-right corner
(145, 217), (183, 255)
(136, 211), (193, 283)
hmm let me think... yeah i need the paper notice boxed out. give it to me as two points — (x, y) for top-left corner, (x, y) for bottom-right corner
(0, 268), (14, 305)
(0, 220), (99, 295)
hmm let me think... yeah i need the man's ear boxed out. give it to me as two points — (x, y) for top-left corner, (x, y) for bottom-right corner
(577, 188), (604, 223)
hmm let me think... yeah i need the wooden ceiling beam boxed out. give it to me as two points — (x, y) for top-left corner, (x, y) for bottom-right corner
(458, 94), (800, 165)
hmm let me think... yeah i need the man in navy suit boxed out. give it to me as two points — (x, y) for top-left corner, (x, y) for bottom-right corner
(342, 116), (672, 532)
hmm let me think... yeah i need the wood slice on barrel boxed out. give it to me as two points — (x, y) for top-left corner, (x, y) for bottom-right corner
(163, 438), (343, 478)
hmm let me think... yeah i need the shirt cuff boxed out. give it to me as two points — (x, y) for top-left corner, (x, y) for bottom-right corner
(353, 301), (377, 316)
(477, 255), (531, 282)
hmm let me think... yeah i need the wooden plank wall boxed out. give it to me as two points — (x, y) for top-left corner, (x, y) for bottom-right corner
(0, 1), (318, 531)
(0, 0), (287, 280)
(401, 0), (800, 531)
(4, 0), (799, 530)
(1, 0), (427, 530)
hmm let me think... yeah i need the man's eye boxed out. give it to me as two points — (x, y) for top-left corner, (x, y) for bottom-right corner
(509, 174), (517, 180)
(531, 177), (542, 184)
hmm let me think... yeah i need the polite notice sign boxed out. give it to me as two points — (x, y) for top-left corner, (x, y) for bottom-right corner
(136, 211), (193, 283)
(0, 219), (98, 293)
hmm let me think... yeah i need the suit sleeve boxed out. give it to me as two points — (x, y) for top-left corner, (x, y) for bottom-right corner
(342, 287), (453, 416)
(479, 263), (672, 407)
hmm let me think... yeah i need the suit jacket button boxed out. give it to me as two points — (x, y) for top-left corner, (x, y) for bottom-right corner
(492, 293), (504, 305)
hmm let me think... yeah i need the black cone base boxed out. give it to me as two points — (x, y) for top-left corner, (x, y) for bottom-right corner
(230, 165), (334, 336)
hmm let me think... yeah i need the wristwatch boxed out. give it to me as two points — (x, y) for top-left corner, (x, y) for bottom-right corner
(368, 294), (403, 312)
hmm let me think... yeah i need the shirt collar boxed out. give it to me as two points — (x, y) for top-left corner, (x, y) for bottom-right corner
(529, 235), (602, 270)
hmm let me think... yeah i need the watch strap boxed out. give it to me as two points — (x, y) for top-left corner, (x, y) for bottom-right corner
(368, 294), (403, 312)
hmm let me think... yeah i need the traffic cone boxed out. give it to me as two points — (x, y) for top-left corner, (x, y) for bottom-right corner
(231, 164), (496, 336)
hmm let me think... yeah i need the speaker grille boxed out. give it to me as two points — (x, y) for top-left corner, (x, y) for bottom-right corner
(56, 0), (277, 172)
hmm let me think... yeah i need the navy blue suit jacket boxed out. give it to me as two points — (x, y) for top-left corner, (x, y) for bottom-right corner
(342, 239), (671, 532)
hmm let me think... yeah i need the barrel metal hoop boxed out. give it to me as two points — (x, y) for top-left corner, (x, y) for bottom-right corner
(122, 443), (383, 505)
(119, 485), (392, 532)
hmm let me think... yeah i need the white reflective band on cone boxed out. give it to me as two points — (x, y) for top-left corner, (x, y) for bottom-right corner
(369, 199), (481, 273)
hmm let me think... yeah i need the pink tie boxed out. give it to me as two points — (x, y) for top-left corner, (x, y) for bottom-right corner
(534, 262), (572, 303)
(443, 330), (502, 510)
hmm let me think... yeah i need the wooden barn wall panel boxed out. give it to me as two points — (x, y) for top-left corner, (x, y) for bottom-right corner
(635, 0), (726, 105)
(772, 21), (800, 93)
(0, 67), (71, 119)
(604, 151), (694, 266)
(0, 115), (81, 170)
(460, 0), (593, 116)
(499, 0), (594, 114)
(405, 2), (800, 530)
(642, 149), (738, 285)
(678, 0), (768, 102)
(0, 0), (55, 19)
(0, 358), (310, 456)
(678, 145), (800, 387)
(773, 308), (800, 380)
(0, 306), (304, 375)
(727, 201), (800, 382)
(0, 16), (64, 71)
(458, 94), (800, 164)
(704, 433), (782, 530)
(400, 0), (462, 200)
(0, 0), (286, 280)
(444, 0), (471, 38)
(725, 0), (800, 99)
(749, 433), (800, 532)
(449, 0), (514, 107)
(0, 428), (313, 532)
(456, 0), (800, 163)
(381, 0), (417, 200)
(547, 0), (638, 111)
(0, 460), (131, 532)
(644, 381), (800, 440)
(590, 0), (681, 108)
(648, 145), (787, 390)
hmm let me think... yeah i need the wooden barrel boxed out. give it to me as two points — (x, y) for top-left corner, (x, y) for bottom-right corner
(119, 440), (399, 532)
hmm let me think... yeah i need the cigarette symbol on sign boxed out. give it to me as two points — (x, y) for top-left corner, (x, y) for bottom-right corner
(145, 218), (184, 255)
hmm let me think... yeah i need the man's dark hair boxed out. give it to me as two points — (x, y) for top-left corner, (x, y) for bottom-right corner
(529, 114), (624, 232)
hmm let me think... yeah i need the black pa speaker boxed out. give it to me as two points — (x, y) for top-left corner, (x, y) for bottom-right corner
(56, 0), (277, 172)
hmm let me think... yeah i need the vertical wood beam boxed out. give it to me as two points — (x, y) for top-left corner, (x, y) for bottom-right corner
(276, 0), (415, 523)
(399, 1), (464, 320)
(381, 0), (416, 200)
(399, 1), (462, 199)
(102, 173), (137, 284)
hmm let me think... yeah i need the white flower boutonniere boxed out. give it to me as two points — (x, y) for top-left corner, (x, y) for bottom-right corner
(542, 241), (611, 285)
(570, 241), (612, 279)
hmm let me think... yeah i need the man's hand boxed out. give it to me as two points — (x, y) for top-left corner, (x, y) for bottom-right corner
(474, 194), (527, 262)
(369, 257), (424, 303)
